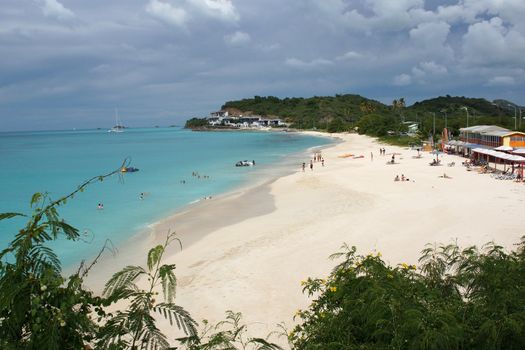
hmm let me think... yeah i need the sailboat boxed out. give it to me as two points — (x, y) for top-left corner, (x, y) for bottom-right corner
(108, 109), (125, 133)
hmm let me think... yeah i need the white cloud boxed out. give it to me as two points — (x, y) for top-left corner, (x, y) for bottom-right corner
(393, 73), (411, 86)
(336, 51), (362, 61)
(258, 43), (281, 52)
(411, 66), (425, 79)
(190, 0), (239, 22)
(146, 0), (188, 28)
(146, 0), (238, 28)
(40, 0), (75, 20)
(285, 57), (333, 69)
(408, 61), (448, 83)
(462, 17), (525, 66)
(224, 31), (251, 46)
(486, 76), (516, 86)
(366, 0), (423, 17)
(419, 61), (448, 75)
(409, 21), (450, 48)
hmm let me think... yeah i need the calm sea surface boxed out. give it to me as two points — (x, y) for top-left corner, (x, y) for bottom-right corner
(0, 128), (332, 265)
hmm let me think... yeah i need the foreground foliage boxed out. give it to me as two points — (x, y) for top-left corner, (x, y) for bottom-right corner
(0, 165), (196, 349)
(2, 165), (524, 349)
(291, 241), (525, 350)
(0, 166), (282, 350)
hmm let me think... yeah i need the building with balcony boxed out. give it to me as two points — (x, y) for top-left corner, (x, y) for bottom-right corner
(459, 125), (525, 149)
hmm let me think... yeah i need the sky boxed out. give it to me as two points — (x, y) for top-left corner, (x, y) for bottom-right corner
(1, 0), (525, 131)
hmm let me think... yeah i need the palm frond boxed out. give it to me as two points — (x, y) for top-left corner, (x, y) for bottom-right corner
(147, 245), (164, 272)
(139, 313), (170, 350)
(30, 192), (43, 207)
(153, 303), (198, 336)
(159, 264), (177, 303)
(248, 337), (284, 350)
(0, 212), (26, 221)
(103, 265), (147, 297)
(28, 244), (62, 275)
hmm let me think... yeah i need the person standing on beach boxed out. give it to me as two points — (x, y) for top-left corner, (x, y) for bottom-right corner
(371, 152), (373, 161)
(302, 162), (305, 172)
(321, 158), (325, 167)
(310, 160), (313, 171)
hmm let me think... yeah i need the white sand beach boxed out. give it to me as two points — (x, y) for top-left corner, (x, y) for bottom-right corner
(87, 132), (525, 345)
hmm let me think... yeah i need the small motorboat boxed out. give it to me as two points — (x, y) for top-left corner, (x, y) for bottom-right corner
(235, 160), (254, 167)
(121, 167), (140, 173)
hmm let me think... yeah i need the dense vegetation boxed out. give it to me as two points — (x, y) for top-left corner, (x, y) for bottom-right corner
(216, 94), (524, 138)
(185, 117), (210, 129)
(292, 241), (525, 349)
(2, 166), (525, 349)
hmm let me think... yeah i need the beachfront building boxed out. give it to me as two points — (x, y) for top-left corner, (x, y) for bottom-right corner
(502, 132), (525, 148)
(210, 111), (229, 118)
(206, 112), (288, 129)
(402, 121), (419, 136)
(448, 125), (525, 157)
(458, 125), (525, 149)
(459, 125), (509, 148)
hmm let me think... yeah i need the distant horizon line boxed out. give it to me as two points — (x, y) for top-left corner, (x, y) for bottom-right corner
(0, 125), (183, 133)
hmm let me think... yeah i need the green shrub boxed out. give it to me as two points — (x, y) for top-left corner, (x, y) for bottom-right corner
(291, 240), (525, 350)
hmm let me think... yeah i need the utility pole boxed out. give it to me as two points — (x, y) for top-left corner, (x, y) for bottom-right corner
(432, 112), (436, 139)
(507, 104), (517, 130)
(440, 109), (448, 129)
(462, 106), (469, 149)
(513, 105), (517, 130)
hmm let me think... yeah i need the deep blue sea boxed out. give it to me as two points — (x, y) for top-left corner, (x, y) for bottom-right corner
(0, 128), (332, 266)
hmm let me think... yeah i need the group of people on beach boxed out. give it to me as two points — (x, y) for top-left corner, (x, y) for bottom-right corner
(394, 174), (410, 182)
(302, 152), (324, 172)
(379, 148), (387, 155)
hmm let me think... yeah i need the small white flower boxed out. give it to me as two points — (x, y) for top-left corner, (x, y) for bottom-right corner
(40, 285), (47, 291)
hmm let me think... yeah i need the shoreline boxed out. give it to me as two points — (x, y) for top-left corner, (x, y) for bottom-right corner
(86, 132), (525, 347)
(84, 131), (339, 291)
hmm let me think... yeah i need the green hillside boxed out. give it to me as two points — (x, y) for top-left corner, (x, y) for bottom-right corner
(219, 94), (523, 137)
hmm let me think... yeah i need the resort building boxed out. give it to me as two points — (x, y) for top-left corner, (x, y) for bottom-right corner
(502, 132), (525, 148)
(459, 125), (525, 149)
(210, 111), (229, 118)
(402, 121), (419, 136)
(206, 112), (288, 129)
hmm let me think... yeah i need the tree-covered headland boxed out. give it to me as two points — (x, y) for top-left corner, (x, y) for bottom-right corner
(186, 94), (524, 145)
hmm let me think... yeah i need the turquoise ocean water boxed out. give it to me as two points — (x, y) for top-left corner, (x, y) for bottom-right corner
(0, 128), (332, 266)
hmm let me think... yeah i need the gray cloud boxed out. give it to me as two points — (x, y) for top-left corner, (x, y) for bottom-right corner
(39, 0), (75, 20)
(0, 0), (525, 131)
(224, 31), (250, 46)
